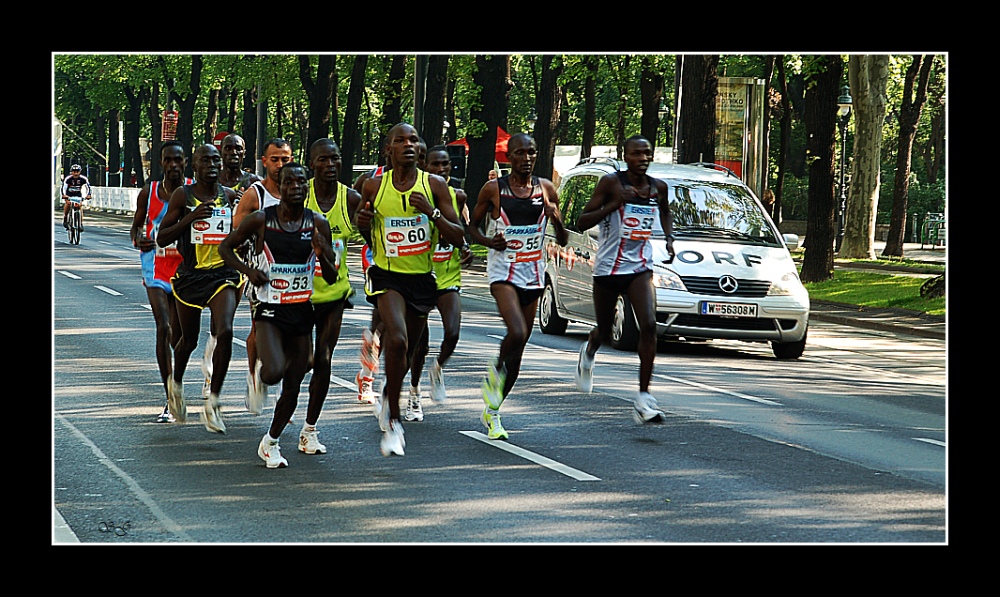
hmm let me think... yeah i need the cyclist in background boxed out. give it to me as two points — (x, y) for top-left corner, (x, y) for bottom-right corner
(62, 164), (92, 231)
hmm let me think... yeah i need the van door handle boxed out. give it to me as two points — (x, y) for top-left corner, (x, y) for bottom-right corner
(575, 249), (590, 259)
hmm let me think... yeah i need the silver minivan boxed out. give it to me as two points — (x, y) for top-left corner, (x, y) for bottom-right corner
(539, 158), (810, 359)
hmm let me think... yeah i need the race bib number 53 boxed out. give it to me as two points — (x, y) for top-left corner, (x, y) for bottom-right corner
(265, 262), (313, 304)
(192, 207), (232, 245)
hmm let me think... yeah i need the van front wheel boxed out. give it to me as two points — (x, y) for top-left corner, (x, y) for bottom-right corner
(772, 327), (807, 359)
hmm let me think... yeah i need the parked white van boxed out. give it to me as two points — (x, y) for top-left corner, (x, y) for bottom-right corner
(539, 157), (810, 359)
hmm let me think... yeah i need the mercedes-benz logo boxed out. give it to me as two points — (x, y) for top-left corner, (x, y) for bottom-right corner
(718, 275), (738, 293)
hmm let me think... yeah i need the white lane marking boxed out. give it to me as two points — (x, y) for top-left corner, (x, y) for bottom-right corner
(95, 286), (123, 296)
(55, 413), (194, 542)
(914, 437), (946, 447)
(233, 338), (246, 348)
(653, 373), (783, 406)
(487, 334), (504, 341)
(460, 431), (601, 481)
(331, 375), (355, 390)
(57, 271), (82, 280)
(53, 506), (80, 543)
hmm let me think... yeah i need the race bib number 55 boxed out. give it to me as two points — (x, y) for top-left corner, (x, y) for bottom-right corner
(503, 224), (543, 263)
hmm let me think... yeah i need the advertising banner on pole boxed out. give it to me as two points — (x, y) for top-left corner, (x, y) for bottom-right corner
(162, 110), (179, 141)
(715, 77), (765, 198)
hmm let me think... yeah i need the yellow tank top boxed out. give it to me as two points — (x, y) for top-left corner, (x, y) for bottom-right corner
(305, 179), (353, 302)
(370, 170), (435, 274)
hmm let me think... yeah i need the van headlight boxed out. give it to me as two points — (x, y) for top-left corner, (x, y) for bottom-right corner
(652, 266), (686, 291)
(767, 270), (806, 296)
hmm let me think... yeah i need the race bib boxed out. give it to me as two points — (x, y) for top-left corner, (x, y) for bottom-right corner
(620, 204), (657, 240)
(433, 239), (455, 262)
(152, 223), (180, 258)
(315, 239), (344, 278)
(383, 214), (430, 258)
(262, 262), (313, 304)
(503, 224), (543, 263)
(191, 207), (231, 245)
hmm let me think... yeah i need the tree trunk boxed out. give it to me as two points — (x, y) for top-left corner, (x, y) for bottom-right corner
(467, 54), (510, 215)
(841, 55), (889, 260)
(639, 57), (664, 148)
(422, 55), (449, 147)
(298, 54), (336, 152)
(241, 88), (257, 170)
(533, 55), (562, 181)
(341, 55), (368, 184)
(147, 82), (162, 180)
(108, 109), (121, 187)
(799, 55), (843, 283)
(774, 58), (791, 226)
(675, 55), (718, 165)
(759, 56), (776, 199)
(580, 56), (597, 161)
(169, 55), (202, 177)
(883, 55), (934, 257)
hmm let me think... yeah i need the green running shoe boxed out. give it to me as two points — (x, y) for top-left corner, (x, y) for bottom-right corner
(481, 407), (509, 440)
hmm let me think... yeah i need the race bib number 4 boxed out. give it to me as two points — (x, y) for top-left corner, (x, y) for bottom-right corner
(191, 207), (232, 245)
(383, 215), (430, 258)
(503, 224), (543, 263)
(620, 204), (657, 240)
(265, 262), (313, 304)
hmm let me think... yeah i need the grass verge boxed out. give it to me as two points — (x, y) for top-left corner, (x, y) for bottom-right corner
(803, 270), (945, 317)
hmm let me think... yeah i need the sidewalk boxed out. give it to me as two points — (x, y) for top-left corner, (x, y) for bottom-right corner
(804, 240), (946, 340)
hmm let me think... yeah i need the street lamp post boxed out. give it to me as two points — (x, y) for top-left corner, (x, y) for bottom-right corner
(835, 85), (852, 253)
(658, 99), (669, 149)
(442, 119), (450, 144)
(526, 108), (537, 133)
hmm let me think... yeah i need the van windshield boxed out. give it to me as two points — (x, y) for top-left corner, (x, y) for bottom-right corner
(656, 180), (779, 245)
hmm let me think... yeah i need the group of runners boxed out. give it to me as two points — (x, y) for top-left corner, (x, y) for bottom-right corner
(125, 124), (674, 467)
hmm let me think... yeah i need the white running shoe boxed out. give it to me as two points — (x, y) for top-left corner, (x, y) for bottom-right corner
(405, 386), (424, 422)
(298, 426), (327, 454)
(245, 360), (266, 415)
(258, 435), (288, 469)
(633, 392), (666, 424)
(356, 371), (377, 404)
(167, 377), (186, 423)
(203, 393), (226, 434)
(156, 404), (174, 423)
(575, 343), (594, 394)
(428, 360), (447, 403)
(380, 419), (405, 457)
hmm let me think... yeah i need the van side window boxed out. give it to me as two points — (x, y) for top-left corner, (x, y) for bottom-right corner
(561, 174), (598, 232)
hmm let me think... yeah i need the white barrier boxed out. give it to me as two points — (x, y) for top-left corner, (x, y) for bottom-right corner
(53, 184), (140, 214)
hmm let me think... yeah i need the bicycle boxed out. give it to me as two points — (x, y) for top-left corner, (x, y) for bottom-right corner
(65, 196), (85, 244)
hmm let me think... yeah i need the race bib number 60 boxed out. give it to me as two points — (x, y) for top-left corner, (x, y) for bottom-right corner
(383, 215), (430, 258)
(191, 207), (232, 245)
